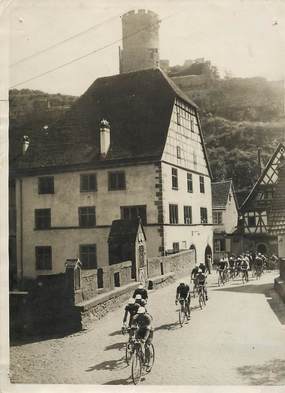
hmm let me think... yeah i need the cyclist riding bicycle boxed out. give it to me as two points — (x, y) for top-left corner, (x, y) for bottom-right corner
(122, 297), (139, 333)
(134, 294), (147, 307)
(175, 282), (191, 319)
(133, 283), (148, 302)
(240, 257), (249, 281)
(255, 254), (263, 274)
(217, 258), (227, 280)
(196, 269), (208, 300)
(130, 306), (153, 367)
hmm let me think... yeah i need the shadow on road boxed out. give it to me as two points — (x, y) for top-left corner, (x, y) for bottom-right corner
(103, 378), (132, 385)
(105, 342), (126, 351)
(109, 329), (122, 337)
(86, 356), (126, 372)
(237, 359), (285, 385)
(154, 321), (180, 331)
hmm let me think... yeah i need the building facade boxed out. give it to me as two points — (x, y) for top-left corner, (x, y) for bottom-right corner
(11, 68), (213, 282)
(237, 143), (285, 256)
(212, 180), (238, 261)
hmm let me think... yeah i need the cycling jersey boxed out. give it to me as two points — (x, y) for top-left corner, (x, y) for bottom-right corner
(133, 288), (148, 300)
(132, 312), (153, 330)
(218, 261), (226, 270)
(176, 284), (190, 299)
(135, 298), (147, 307)
(196, 273), (206, 285)
(123, 303), (140, 325)
(191, 266), (199, 277)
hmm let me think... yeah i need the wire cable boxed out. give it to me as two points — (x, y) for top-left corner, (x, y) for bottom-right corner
(10, 12), (177, 89)
(11, 13), (122, 67)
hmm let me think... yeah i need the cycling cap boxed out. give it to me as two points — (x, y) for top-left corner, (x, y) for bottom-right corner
(128, 298), (135, 304)
(137, 306), (145, 314)
(135, 294), (142, 300)
(138, 283), (143, 289)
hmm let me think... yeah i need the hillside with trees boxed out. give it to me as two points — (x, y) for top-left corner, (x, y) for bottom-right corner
(9, 64), (285, 198)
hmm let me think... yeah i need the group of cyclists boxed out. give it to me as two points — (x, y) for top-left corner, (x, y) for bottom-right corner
(215, 251), (270, 285)
(121, 262), (210, 371)
(120, 250), (276, 383)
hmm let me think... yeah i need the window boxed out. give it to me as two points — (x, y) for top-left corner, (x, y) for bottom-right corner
(173, 242), (180, 253)
(108, 171), (126, 190)
(214, 239), (226, 253)
(79, 206), (96, 227)
(199, 176), (205, 193)
(121, 205), (147, 225)
(248, 215), (256, 227)
(213, 211), (223, 225)
(176, 109), (181, 125)
(38, 176), (54, 194)
(184, 206), (192, 224)
(169, 204), (178, 224)
(35, 246), (52, 270)
(79, 244), (97, 269)
(200, 207), (208, 224)
(35, 209), (51, 229)
(187, 173), (193, 193)
(172, 168), (178, 190)
(177, 146), (181, 159)
(80, 174), (97, 192)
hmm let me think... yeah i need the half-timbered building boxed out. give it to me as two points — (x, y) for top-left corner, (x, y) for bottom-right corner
(238, 143), (285, 255)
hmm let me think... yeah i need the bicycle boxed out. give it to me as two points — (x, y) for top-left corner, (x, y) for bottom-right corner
(124, 328), (136, 365)
(177, 297), (190, 327)
(217, 269), (226, 286)
(197, 284), (206, 309)
(131, 338), (155, 385)
(191, 279), (198, 298)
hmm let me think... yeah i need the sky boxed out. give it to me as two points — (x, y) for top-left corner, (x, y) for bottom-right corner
(6, 0), (285, 96)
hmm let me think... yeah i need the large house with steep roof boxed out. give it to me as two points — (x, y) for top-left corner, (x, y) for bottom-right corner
(10, 68), (213, 284)
(212, 180), (238, 261)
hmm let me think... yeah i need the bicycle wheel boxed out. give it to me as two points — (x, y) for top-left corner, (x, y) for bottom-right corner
(199, 293), (203, 309)
(145, 343), (155, 373)
(179, 308), (185, 327)
(125, 341), (133, 365)
(131, 351), (142, 385)
(202, 292), (206, 306)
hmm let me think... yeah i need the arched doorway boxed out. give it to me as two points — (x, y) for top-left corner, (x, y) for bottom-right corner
(257, 243), (267, 255)
(189, 244), (197, 265)
(205, 245), (213, 273)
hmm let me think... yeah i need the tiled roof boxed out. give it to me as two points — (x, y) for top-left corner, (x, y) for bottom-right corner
(212, 180), (232, 208)
(268, 164), (285, 235)
(108, 219), (146, 242)
(11, 68), (201, 174)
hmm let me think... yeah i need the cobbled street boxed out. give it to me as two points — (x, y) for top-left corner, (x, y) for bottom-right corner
(10, 271), (285, 385)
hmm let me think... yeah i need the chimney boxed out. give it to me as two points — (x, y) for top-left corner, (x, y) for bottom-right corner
(100, 119), (110, 157)
(22, 135), (30, 155)
(257, 147), (264, 176)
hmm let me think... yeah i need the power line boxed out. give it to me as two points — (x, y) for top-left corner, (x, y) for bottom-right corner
(11, 13), (122, 67)
(10, 12), (177, 89)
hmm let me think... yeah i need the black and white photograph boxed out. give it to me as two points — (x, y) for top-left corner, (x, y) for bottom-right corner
(1, 0), (285, 388)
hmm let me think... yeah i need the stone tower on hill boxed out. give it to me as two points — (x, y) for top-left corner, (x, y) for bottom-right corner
(119, 9), (160, 74)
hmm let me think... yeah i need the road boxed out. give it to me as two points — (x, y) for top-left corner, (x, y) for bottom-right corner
(10, 270), (285, 385)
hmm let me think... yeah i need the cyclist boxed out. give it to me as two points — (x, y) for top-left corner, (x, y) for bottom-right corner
(191, 264), (199, 280)
(229, 256), (236, 277)
(122, 298), (139, 333)
(217, 257), (227, 283)
(199, 262), (206, 274)
(175, 282), (191, 320)
(196, 269), (208, 300)
(133, 283), (148, 302)
(240, 256), (249, 282)
(131, 306), (153, 367)
(134, 294), (147, 307)
(255, 253), (263, 275)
